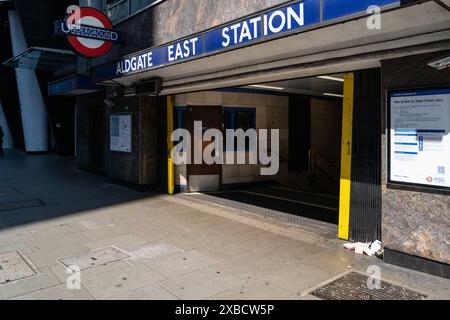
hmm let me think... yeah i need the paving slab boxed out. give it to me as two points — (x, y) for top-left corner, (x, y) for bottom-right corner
(0, 243), (34, 256)
(12, 284), (94, 300)
(1, 152), (450, 300)
(0, 230), (33, 247)
(27, 245), (91, 268)
(0, 267), (61, 300)
(110, 284), (179, 300)
(58, 247), (129, 271)
(82, 264), (165, 299)
(84, 234), (149, 251)
(79, 217), (116, 230)
(0, 251), (37, 284)
(48, 260), (131, 284)
(145, 250), (218, 278)
(209, 279), (296, 300)
(29, 222), (87, 238)
(81, 225), (133, 242)
(25, 231), (90, 252)
(126, 242), (184, 262)
(159, 266), (244, 300)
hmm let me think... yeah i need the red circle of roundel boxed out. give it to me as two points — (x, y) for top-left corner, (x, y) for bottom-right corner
(66, 7), (114, 57)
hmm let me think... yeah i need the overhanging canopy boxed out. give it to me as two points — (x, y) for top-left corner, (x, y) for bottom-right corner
(2, 47), (76, 74)
(48, 75), (103, 96)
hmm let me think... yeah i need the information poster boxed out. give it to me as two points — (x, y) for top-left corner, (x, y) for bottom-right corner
(390, 89), (450, 189)
(110, 113), (132, 153)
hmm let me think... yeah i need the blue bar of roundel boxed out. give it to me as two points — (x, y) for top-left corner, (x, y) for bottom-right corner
(323, 0), (399, 20)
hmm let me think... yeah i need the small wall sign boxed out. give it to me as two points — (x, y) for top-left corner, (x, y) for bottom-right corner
(110, 113), (132, 153)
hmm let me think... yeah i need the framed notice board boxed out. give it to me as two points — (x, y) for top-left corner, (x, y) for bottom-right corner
(110, 113), (132, 153)
(387, 87), (450, 191)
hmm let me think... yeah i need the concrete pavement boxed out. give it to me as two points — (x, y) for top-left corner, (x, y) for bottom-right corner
(0, 150), (449, 300)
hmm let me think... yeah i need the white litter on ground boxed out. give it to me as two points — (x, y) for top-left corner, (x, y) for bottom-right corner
(343, 240), (383, 258)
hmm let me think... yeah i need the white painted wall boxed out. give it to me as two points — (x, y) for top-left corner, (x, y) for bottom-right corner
(0, 101), (13, 149)
(8, 10), (48, 152)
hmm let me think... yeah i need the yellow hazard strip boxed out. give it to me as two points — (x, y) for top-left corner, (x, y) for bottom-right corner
(338, 73), (354, 240)
(167, 96), (175, 195)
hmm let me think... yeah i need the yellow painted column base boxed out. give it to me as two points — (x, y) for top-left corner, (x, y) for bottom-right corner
(167, 96), (175, 195)
(338, 73), (355, 240)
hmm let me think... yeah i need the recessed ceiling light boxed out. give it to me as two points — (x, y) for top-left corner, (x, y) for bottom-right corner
(318, 75), (344, 82)
(323, 93), (344, 98)
(427, 55), (450, 70)
(249, 84), (285, 90)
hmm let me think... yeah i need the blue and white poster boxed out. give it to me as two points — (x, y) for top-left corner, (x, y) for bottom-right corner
(390, 89), (450, 188)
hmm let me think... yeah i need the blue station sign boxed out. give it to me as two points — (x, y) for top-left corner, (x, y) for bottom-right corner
(113, 0), (400, 77)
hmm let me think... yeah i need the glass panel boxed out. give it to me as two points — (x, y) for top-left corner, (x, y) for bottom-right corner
(234, 110), (255, 151)
(105, 0), (124, 8)
(174, 109), (186, 131)
(173, 109), (186, 147)
(2, 48), (76, 72)
(234, 111), (254, 131)
(223, 110), (233, 130)
(106, 0), (129, 24)
(223, 110), (232, 150)
(130, 0), (158, 14)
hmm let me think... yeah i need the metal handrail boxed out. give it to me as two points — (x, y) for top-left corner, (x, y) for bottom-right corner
(308, 149), (339, 184)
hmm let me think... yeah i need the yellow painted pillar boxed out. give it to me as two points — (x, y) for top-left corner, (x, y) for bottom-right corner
(167, 96), (175, 195)
(338, 73), (355, 240)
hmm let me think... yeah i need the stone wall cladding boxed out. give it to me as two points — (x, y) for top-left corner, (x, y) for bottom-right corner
(151, 0), (289, 46)
(381, 51), (450, 265)
(115, 0), (290, 55)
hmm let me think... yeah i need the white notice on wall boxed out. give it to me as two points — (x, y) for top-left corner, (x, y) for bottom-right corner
(110, 114), (132, 153)
(390, 89), (450, 188)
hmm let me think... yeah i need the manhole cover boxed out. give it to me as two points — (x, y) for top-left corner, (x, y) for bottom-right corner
(0, 199), (45, 212)
(310, 272), (427, 300)
(59, 247), (129, 271)
(0, 252), (37, 285)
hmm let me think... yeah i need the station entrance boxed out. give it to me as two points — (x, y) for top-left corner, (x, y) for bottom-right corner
(166, 68), (382, 242)
(170, 73), (348, 227)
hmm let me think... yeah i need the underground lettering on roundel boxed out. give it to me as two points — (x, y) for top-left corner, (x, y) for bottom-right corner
(221, 3), (304, 47)
(117, 52), (153, 75)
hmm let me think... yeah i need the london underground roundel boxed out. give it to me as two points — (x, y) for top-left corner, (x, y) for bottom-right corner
(65, 7), (116, 57)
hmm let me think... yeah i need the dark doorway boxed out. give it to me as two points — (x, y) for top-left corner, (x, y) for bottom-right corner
(89, 107), (105, 173)
(186, 105), (222, 191)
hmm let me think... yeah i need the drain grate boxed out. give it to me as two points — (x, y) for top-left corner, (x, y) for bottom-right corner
(0, 252), (37, 285)
(310, 272), (427, 300)
(0, 199), (45, 212)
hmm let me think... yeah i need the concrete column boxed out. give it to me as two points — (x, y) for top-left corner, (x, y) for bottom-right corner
(8, 10), (48, 152)
(0, 101), (13, 149)
(79, 0), (102, 9)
